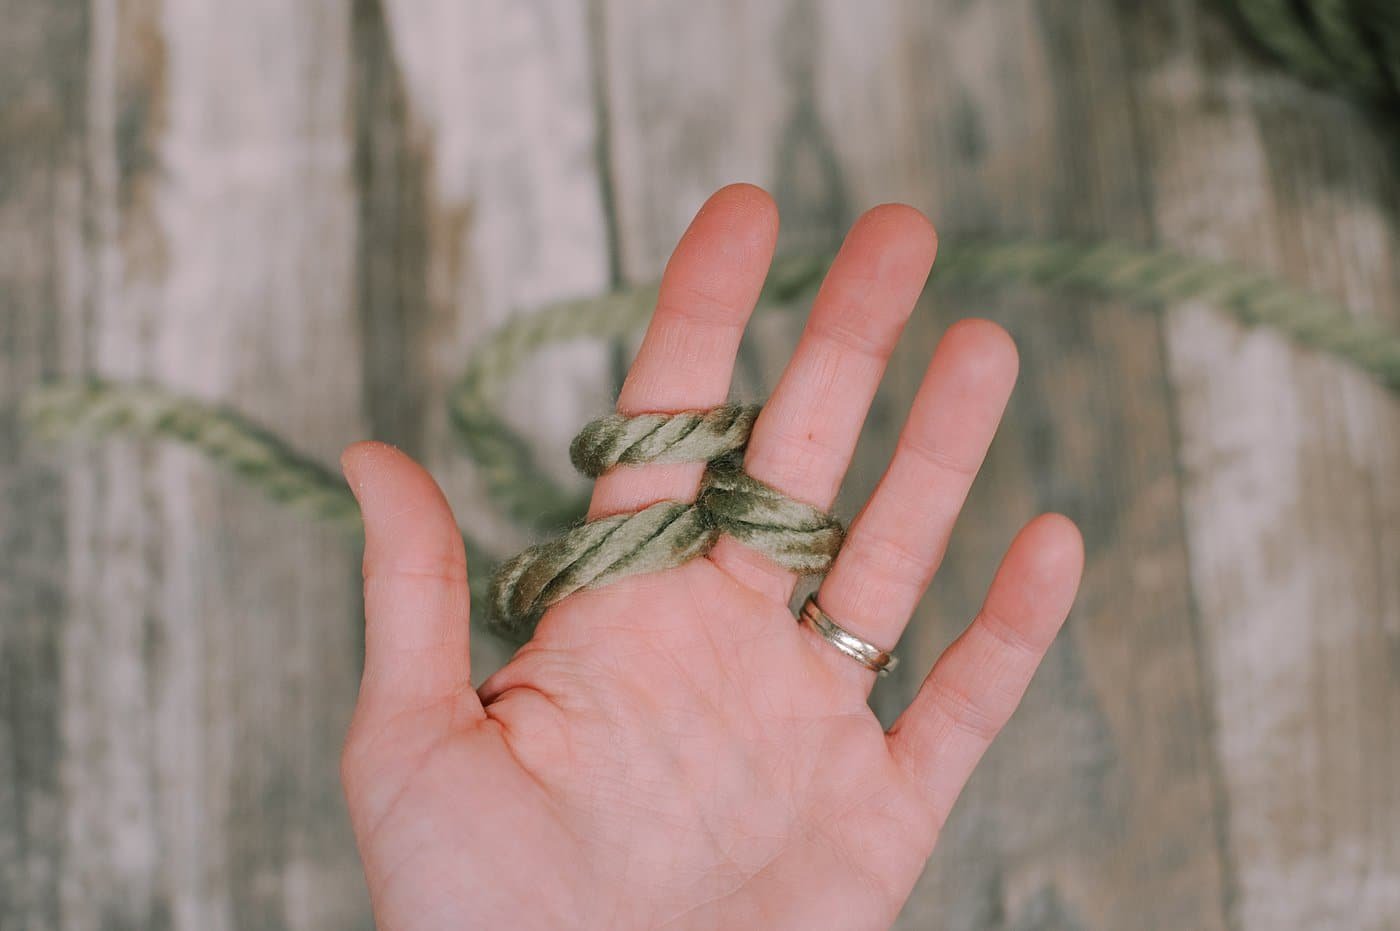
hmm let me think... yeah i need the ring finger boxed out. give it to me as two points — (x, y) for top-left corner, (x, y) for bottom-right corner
(812, 318), (1020, 688)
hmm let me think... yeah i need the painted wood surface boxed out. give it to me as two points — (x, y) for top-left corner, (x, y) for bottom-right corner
(2, 1), (1397, 928)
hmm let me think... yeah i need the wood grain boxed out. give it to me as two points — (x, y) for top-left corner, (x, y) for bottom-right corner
(0, 3), (87, 926)
(2, 1), (1397, 928)
(1125, 2), (1400, 924)
(6, 1), (373, 927)
(378, 0), (615, 673)
(129, 6), (369, 926)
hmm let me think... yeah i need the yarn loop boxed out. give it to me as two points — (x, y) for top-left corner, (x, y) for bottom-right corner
(487, 404), (844, 631)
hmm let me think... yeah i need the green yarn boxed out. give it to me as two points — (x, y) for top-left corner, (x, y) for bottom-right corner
(452, 239), (1400, 548)
(570, 405), (759, 477)
(447, 254), (826, 535)
(16, 1), (1400, 641)
(488, 405), (843, 633)
(697, 459), (846, 572)
(20, 379), (500, 574)
(489, 500), (716, 630)
(22, 236), (1400, 640)
(23, 381), (363, 528)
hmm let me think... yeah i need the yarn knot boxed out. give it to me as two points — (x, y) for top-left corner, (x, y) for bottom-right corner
(487, 404), (844, 632)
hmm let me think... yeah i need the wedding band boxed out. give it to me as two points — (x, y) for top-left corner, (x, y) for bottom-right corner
(798, 594), (899, 676)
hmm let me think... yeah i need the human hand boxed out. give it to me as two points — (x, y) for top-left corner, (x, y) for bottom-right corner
(338, 184), (1084, 930)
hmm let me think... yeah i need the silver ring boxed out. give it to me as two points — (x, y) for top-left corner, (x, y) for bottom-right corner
(798, 594), (899, 676)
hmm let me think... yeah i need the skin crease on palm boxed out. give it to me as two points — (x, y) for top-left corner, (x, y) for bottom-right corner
(337, 184), (1085, 930)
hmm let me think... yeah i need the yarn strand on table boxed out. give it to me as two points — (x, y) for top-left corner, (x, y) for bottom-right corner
(23, 237), (1400, 639)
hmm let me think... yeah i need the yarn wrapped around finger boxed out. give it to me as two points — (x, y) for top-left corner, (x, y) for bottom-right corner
(487, 403), (844, 632)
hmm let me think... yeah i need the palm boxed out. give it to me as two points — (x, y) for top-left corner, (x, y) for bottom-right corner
(339, 186), (1083, 931)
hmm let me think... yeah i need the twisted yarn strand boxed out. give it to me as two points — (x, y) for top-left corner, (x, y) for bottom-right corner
(446, 254), (827, 533)
(570, 405), (759, 477)
(452, 238), (1400, 548)
(698, 462), (845, 573)
(23, 238), (1400, 639)
(24, 380), (363, 528)
(931, 238), (1400, 387)
(446, 285), (662, 530)
(489, 501), (716, 628)
(21, 379), (501, 617)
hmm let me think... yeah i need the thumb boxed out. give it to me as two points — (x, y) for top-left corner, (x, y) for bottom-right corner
(341, 441), (481, 721)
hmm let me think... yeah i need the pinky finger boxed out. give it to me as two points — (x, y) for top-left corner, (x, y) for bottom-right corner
(886, 513), (1083, 827)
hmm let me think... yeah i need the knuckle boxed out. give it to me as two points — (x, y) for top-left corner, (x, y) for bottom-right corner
(973, 606), (1042, 658)
(364, 549), (468, 590)
(809, 313), (896, 359)
(842, 527), (935, 586)
(925, 673), (1002, 742)
(657, 280), (746, 327)
(897, 435), (980, 481)
(834, 566), (920, 624)
(808, 282), (908, 359)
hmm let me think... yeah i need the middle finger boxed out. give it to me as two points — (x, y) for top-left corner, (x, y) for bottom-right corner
(707, 204), (937, 601)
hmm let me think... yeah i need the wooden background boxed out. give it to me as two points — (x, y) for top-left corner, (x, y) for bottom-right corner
(3, 1), (1398, 928)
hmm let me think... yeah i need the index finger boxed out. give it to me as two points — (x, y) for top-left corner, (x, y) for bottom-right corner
(588, 184), (778, 519)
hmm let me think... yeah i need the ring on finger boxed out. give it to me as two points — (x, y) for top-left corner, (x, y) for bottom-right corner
(798, 594), (899, 676)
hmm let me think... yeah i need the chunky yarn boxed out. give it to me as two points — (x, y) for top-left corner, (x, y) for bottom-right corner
(487, 404), (843, 632)
(569, 405), (759, 477)
(24, 238), (1400, 640)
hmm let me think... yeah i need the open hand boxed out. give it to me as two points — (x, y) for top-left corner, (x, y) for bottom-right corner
(338, 184), (1084, 930)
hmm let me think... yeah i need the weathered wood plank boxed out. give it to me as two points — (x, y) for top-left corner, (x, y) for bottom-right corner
(378, 0), (614, 675)
(3, 2), (1397, 928)
(137, 4), (370, 924)
(1125, 3), (1400, 926)
(831, 3), (1234, 927)
(353, 0), (434, 458)
(0, 3), (89, 927)
(20, 2), (371, 927)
